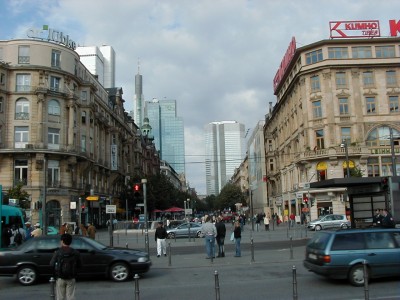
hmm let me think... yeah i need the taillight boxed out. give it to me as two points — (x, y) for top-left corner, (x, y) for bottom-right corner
(322, 255), (331, 263)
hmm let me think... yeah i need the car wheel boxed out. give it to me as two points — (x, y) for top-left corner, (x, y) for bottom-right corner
(315, 225), (322, 231)
(341, 224), (349, 229)
(17, 265), (37, 286)
(110, 262), (130, 282)
(167, 232), (175, 239)
(348, 264), (367, 287)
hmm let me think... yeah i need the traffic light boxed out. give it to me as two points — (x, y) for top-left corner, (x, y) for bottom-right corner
(303, 194), (309, 205)
(133, 183), (142, 198)
(381, 177), (389, 190)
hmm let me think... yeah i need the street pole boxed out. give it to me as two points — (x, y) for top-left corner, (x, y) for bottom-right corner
(42, 156), (47, 235)
(250, 188), (254, 231)
(142, 178), (149, 255)
(390, 127), (397, 177)
(341, 141), (350, 178)
(109, 195), (113, 247)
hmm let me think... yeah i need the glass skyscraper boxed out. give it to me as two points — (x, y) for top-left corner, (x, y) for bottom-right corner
(145, 99), (185, 174)
(205, 121), (246, 195)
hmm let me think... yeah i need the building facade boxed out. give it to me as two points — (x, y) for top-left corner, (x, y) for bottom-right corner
(264, 37), (400, 222)
(0, 39), (151, 230)
(205, 121), (246, 195)
(145, 98), (185, 174)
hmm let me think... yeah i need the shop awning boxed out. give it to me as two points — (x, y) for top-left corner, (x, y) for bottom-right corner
(86, 196), (99, 201)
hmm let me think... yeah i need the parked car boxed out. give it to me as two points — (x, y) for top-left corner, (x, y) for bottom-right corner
(166, 222), (203, 239)
(0, 235), (151, 286)
(307, 214), (350, 231)
(303, 228), (400, 286)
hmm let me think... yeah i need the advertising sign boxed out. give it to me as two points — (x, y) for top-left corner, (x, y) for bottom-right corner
(329, 20), (380, 38)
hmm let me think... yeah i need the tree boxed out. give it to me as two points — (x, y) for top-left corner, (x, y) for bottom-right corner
(4, 182), (30, 209)
(215, 183), (245, 212)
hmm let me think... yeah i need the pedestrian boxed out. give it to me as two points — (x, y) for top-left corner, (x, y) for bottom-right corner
(201, 215), (217, 259)
(233, 221), (241, 257)
(372, 209), (383, 227)
(66, 223), (73, 235)
(24, 221), (33, 241)
(255, 214), (260, 231)
(1, 225), (13, 248)
(155, 222), (167, 257)
(87, 223), (96, 239)
(31, 223), (43, 237)
(264, 214), (270, 231)
(289, 213), (295, 228)
(60, 223), (68, 235)
(79, 223), (87, 236)
(215, 216), (226, 257)
(381, 209), (395, 228)
(12, 224), (26, 246)
(50, 233), (82, 300)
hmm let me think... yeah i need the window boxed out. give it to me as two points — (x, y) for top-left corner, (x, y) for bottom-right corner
(315, 129), (325, 149)
(14, 126), (29, 148)
(352, 46), (372, 58)
(306, 49), (323, 64)
(18, 46), (30, 64)
(339, 97), (349, 115)
(363, 71), (374, 87)
(0, 72), (5, 85)
(366, 97), (376, 114)
(51, 50), (61, 68)
(335, 72), (347, 88)
(328, 47), (348, 59)
(16, 74), (31, 92)
(50, 76), (60, 92)
(14, 159), (28, 185)
(331, 233), (365, 250)
(47, 160), (60, 187)
(48, 128), (60, 149)
(341, 127), (351, 145)
(376, 46), (395, 58)
(389, 96), (399, 113)
(312, 101), (322, 118)
(48, 99), (60, 115)
(386, 70), (397, 87)
(365, 232), (396, 249)
(0, 96), (3, 113)
(81, 135), (86, 152)
(366, 126), (400, 147)
(310, 75), (320, 92)
(81, 91), (87, 101)
(81, 111), (87, 124)
(15, 99), (29, 120)
(367, 158), (380, 177)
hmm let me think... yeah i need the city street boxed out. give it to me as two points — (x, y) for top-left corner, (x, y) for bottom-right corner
(1, 224), (399, 299)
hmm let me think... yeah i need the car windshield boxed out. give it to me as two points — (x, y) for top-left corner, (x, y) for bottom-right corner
(307, 232), (331, 250)
(80, 237), (108, 250)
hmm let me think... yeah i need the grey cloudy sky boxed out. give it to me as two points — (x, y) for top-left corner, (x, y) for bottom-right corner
(1, 0), (398, 194)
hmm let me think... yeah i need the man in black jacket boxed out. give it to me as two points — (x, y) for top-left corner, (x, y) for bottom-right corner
(215, 217), (226, 257)
(155, 222), (167, 257)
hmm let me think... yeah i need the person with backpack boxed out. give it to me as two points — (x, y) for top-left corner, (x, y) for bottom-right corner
(13, 224), (25, 246)
(50, 233), (82, 300)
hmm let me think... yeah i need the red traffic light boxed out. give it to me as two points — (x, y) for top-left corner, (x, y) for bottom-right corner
(134, 184), (140, 192)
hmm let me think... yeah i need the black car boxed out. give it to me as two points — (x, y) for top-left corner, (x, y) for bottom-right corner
(0, 235), (151, 286)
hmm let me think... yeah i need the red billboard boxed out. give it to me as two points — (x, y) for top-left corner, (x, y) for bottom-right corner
(330, 20), (380, 38)
(273, 37), (296, 93)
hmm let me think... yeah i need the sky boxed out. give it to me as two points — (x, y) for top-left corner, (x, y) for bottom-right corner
(1, 0), (399, 195)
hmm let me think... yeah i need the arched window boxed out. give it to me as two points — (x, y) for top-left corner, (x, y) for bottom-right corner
(15, 98), (29, 120)
(48, 99), (60, 115)
(366, 126), (400, 147)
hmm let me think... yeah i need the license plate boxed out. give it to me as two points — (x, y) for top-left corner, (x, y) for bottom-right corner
(308, 253), (317, 260)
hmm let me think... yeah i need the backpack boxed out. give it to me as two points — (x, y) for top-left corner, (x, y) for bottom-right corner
(55, 249), (77, 279)
(14, 231), (23, 245)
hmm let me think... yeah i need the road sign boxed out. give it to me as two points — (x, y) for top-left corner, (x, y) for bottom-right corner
(137, 203), (144, 207)
(106, 205), (116, 214)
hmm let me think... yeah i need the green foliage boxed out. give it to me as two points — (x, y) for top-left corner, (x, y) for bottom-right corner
(5, 182), (30, 209)
(350, 166), (364, 177)
(215, 183), (245, 212)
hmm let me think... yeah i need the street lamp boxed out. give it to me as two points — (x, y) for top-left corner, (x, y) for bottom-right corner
(340, 140), (350, 178)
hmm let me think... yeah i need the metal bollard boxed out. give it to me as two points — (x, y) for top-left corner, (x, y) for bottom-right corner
(117, 233), (119, 245)
(126, 242), (128, 249)
(287, 227), (289, 238)
(250, 237), (255, 262)
(134, 274), (140, 300)
(290, 236), (293, 259)
(168, 241), (172, 266)
(214, 270), (220, 300)
(363, 260), (369, 300)
(292, 266), (298, 300)
(49, 277), (56, 300)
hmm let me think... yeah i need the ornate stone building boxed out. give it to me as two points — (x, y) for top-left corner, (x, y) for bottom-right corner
(264, 37), (400, 222)
(0, 39), (159, 230)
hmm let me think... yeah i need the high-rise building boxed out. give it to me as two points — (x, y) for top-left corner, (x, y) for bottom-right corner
(75, 45), (115, 88)
(145, 99), (185, 174)
(205, 121), (246, 195)
(133, 64), (145, 127)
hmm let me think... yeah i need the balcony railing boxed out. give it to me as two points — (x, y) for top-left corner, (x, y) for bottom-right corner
(15, 112), (29, 120)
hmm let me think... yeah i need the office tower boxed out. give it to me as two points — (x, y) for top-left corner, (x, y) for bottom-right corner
(75, 45), (115, 88)
(205, 121), (246, 195)
(145, 99), (185, 174)
(133, 64), (144, 127)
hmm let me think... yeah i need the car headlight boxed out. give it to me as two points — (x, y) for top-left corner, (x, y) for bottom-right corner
(137, 257), (148, 263)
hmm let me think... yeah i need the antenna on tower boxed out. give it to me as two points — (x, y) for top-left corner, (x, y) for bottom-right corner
(137, 58), (140, 74)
